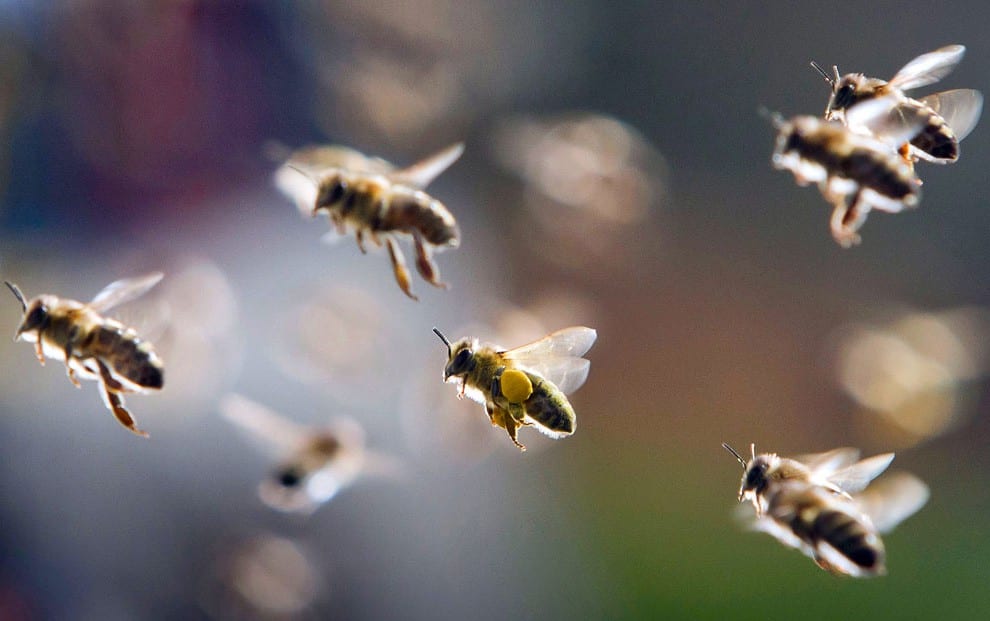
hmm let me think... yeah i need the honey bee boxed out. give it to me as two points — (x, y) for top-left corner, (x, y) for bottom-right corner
(770, 96), (924, 247)
(812, 44), (983, 165)
(220, 393), (395, 514)
(275, 143), (463, 300)
(723, 443), (929, 577)
(5, 273), (165, 437)
(433, 326), (596, 451)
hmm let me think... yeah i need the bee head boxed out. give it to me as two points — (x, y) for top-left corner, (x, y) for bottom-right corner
(315, 173), (348, 210)
(433, 327), (474, 380)
(5, 283), (49, 341)
(724, 442), (774, 503)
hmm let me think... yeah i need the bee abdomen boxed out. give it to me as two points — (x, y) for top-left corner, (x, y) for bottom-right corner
(523, 377), (576, 434)
(383, 194), (459, 246)
(90, 325), (164, 389)
(911, 123), (959, 161)
(812, 508), (882, 570)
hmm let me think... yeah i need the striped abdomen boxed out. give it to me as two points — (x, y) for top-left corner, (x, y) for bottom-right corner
(521, 374), (576, 435)
(782, 121), (918, 201)
(380, 190), (459, 246)
(85, 322), (164, 389)
(771, 484), (885, 576)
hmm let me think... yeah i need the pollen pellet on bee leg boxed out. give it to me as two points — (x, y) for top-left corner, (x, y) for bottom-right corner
(499, 369), (533, 404)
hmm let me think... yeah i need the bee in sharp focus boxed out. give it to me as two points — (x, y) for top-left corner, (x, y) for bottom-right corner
(275, 143), (463, 300)
(220, 393), (396, 514)
(770, 96), (924, 247)
(723, 443), (929, 577)
(5, 273), (165, 437)
(812, 44), (983, 165)
(433, 326), (596, 451)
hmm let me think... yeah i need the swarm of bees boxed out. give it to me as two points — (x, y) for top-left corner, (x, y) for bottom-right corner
(274, 143), (463, 300)
(5, 273), (165, 437)
(12, 40), (981, 587)
(772, 44), (983, 246)
(433, 326), (596, 451)
(723, 443), (929, 577)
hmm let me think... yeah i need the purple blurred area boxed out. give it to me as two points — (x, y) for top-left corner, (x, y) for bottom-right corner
(1, 1), (990, 620)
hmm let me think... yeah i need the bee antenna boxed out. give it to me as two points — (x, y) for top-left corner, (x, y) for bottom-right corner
(432, 327), (451, 356)
(810, 61), (834, 86)
(4, 281), (26, 313)
(285, 163), (319, 186)
(722, 443), (748, 469)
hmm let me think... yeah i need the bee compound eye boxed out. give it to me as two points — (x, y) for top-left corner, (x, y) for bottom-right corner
(277, 467), (303, 488)
(451, 348), (471, 372)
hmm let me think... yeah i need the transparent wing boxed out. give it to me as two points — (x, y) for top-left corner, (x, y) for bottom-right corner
(826, 453), (895, 494)
(846, 96), (927, 146)
(273, 165), (320, 215)
(283, 144), (395, 176)
(889, 44), (965, 91)
(855, 471), (930, 533)
(503, 327), (597, 392)
(793, 447), (861, 476)
(388, 143), (464, 188)
(219, 393), (308, 458)
(919, 89), (984, 142)
(88, 272), (163, 313)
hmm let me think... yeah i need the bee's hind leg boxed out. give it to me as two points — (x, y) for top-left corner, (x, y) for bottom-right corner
(829, 190), (864, 248)
(95, 360), (149, 438)
(385, 236), (418, 300)
(412, 232), (448, 290)
(488, 404), (526, 451)
(62, 344), (81, 388)
(355, 229), (368, 254)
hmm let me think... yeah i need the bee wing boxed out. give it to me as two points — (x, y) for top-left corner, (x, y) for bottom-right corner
(793, 447), (861, 475)
(88, 272), (163, 313)
(284, 144), (395, 176)
(918, 89), (984, 142)
(845, 96), (928, 147)
(855, 471), (930, 534)
(503, 327), (597, 393)
(387, 143), (464, 189)
(219, 393), (309, 458)
(825, 453), (895, 494)
(274, 164), (321, 216)
(888, 44), (966, 91)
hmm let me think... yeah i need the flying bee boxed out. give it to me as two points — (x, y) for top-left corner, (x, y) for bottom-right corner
(770, 96), (925, 247)
(275, 143), (463, 300)
(220, 394), (399, 514)
(812, 44), (983, 165)
(5, 273), (165, 437)
(722, 443), (895, 516)
(433, 326), (596, 451)
(723, 443), (929, 577)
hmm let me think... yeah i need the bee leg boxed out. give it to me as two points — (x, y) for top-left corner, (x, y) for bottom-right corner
(490, 405), (526, 451)
(62, 344), (81, 388)
(96, 360), (149, 438)
(33, 336), (45, 365)
(385, 236), (418, 300)
(829, 192), (863, 248)
(330, 213), (346, 236)
(412, 232), (448, 290)
(355, 229), (368, 254)
(898, 143), (921, 181)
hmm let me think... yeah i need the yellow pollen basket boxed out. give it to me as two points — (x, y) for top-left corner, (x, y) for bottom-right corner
(500, 369), (533, 404)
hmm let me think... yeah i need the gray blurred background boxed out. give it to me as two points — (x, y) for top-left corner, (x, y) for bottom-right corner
(1, 1), (989, 619)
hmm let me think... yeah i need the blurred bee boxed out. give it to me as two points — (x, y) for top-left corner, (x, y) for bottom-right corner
(770, 96), (924, 247)
(274, 143), (463, 300)
(723, 443), (929, 577)
(5, 273), (165, 437)
(433, 326), (596, 451)
(812, 44), (983, 165)
(220, 393), (398, 514)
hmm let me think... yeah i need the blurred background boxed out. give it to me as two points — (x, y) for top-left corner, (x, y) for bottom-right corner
(1, 1), (989, 619)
